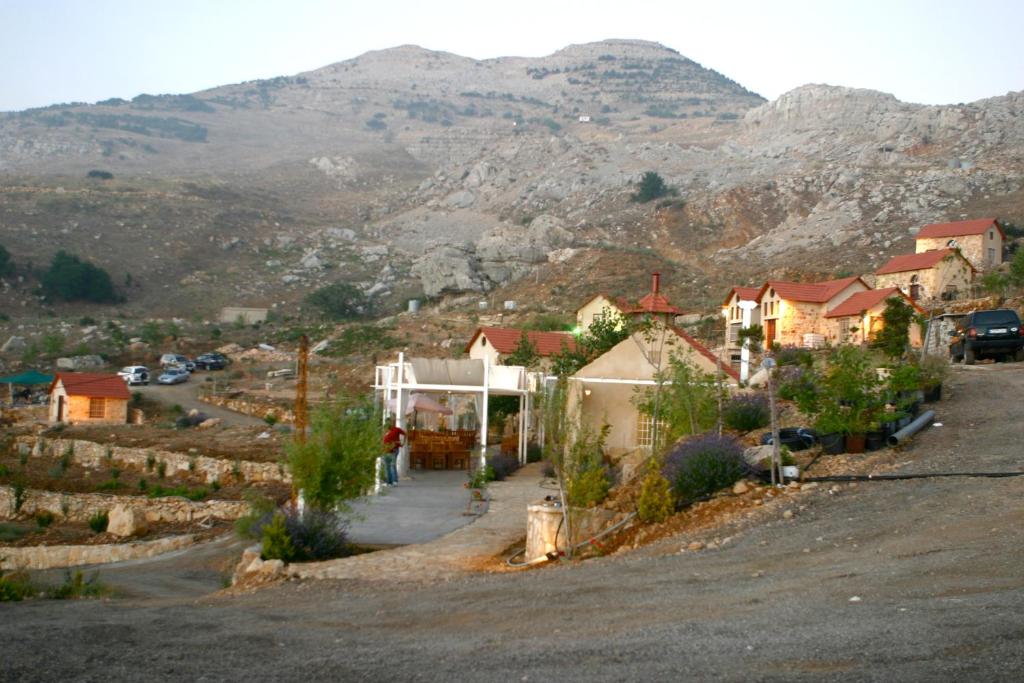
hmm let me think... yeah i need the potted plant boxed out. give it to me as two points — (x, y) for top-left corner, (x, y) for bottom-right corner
(814, 404), (847, 455)
(918, 355), (950, 403)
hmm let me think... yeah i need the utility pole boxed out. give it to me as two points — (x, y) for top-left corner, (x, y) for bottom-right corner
(295, 334), (309, 445)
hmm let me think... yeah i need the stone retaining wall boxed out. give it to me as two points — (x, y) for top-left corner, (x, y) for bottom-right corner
(0, 534), (197, 570)
(21, 437), (290, 486)
(198, 393), (295, 424)
(0, 486), (249, 523)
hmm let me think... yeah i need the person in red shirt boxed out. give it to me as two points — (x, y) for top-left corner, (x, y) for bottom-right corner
(381, 419), (405, 486)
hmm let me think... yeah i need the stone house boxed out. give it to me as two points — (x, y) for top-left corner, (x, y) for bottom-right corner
(722, 286), (761, 363)
(914, 218), (1004, 271)
(574, 294), (631, 334)
(464, 327), (577, 369)
(874, 249), (975, 303)
(823, 287), (925, 346)
(756, 276), (870, 349)
(49, 372), (130, 425)
(568, 323), (738, 456)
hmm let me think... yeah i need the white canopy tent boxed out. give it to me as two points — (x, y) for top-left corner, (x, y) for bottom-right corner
(374, 353), (531, 485)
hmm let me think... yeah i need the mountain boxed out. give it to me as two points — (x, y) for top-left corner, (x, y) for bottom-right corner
(0, 39), (1022, 317)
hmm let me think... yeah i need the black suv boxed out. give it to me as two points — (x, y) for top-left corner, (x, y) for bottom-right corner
(193, 352), (229, 371)
(949, 309), (1024, 364)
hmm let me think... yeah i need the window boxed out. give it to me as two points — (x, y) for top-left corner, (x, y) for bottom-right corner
(988, 248), (996, 265)
(88, 397), (106, 419)
(838, 318), (850, 343)
(637, 413), (667, 448)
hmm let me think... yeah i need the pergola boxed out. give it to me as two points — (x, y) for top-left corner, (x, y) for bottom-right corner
(374, 353), (531, 484)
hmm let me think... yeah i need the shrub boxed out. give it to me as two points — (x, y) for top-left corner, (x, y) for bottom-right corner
(12, 482), (25, 513)
(148, 485), (207, 501)
(40, 251), (118, 303)
(50, 570), (109, 599)
(35, 510), (55, 528)
(636, 461), (674, 523)
(88, 511), (109, 533)
(235, 493), (276, 540)
(305, 282), (370, 321)
(526, 442), (543, 463)
(567, 466), (610, 508)
(0, 569), (36, 601)
(0, 522), (28, 542)
(211, 478), (221, 492)
(487, 453), (520, 481)
(632, 171), (670, 203)
(263, 413), (279, 427)
(260, 512), (296, 562)
(145, 452), (155, 471)
(156, 461), (167, 479)
(278, 507), (351, 562)
(723, 394), (770, 432)
(662, 433), (746, 506)
(138, 478), (148, 491)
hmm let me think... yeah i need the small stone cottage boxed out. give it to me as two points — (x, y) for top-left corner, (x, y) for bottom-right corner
(874, 248), (975, 303)
(49, 372), (130, 425)
(823, 287), (925, 346)
(756, 276), (870, 349)
(464, 327), (577, 369)
(914, 218), (1004, 271)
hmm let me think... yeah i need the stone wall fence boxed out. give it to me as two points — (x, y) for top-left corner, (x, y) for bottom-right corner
(0, 534), (198, 571)
(19, 437), (291, 486)
(0, 485), (249, 524)
(198, 393), (296, 424)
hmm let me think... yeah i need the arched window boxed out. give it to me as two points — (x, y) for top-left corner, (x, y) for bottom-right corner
(909, 274), (921, 301)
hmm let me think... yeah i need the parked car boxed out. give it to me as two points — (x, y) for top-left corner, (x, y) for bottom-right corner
(117, 365), (150, 386)
(157, 367), (190, 385)
(193, 353), (228, 370)
(159, 354), (195, 372)
(949, 308), (1024, 364)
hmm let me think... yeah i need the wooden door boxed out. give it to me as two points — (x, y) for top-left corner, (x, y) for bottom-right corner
(57, 395), (65, 421)
(765, 319), (777, 349)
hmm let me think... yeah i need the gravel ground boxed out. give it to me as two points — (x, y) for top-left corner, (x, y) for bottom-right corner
(2, 363), (1023, 682)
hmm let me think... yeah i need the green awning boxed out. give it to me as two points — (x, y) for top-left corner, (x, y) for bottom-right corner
(0, 370), (55, 385)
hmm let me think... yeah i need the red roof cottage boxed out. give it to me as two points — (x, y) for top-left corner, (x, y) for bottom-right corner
(49, 372), (130, 425)
(875, 248), (975, 303)
(915, 218), (1004, 271)
(465, 327), (577, 368)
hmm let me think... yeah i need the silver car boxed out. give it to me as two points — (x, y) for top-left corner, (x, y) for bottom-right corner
(157, 367), (189, 385)
(117, 365), (150, 386)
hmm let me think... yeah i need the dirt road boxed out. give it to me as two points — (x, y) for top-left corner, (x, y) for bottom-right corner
(3, 364), (1023, 681)
(135, 375), (265, 427)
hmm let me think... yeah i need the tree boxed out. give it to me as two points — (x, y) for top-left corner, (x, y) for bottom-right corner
(285, 399), (382, 511)
(549, 313), (631, 377)
(873, 296), (915, 359)
(503, 331), (540, 368)
(632, 171), (670, 203)
(635, 351), (721, 449)
(40, 251), (117, 303)
(0, 245), (13, 278)
(305, 282), (370, 321)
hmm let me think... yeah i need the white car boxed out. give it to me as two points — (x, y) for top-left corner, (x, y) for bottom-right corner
(157, 367), (190, 385)
(117, 365), (150, 386)
(159, 354), (195, 371)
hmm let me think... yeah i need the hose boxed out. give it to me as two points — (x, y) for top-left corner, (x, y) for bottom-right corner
(803, 471), (1024, 483)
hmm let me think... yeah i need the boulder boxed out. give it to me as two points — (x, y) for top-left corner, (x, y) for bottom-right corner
(197, 417), (222, 430)
(107, 504), (149, 537)
(56, 355), (105, 370)
(732, 480), (751, 495)
(743, 445), (775, 471)
(1, 336), (26, 353)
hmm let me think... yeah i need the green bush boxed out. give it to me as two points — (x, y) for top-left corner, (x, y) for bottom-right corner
(40, 250), (118, 303)
(567, 466), (610, 508)
(636, 462), (674, 523)
(35, 510), (55, 528)
(305, 282), (370, 321)
(50, 570), (109, 599)
(0, 522), (28, 541)
(235, 493), (276, 540)
(723, 394), (770, 432)
(0, 569), (36, 601)
(260, 512), (296, 562)
(632, 171), (670, 203)
(88, 511), (109, 533)
(526, 442), (543, 463)
(663, 434), (746, 506)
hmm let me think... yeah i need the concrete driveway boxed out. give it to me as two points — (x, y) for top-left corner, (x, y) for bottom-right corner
(345, 470), (479, 546)
(132, 372), (265, 427)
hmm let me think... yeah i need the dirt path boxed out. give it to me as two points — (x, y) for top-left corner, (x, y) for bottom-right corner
(3, 364), (1023, 681)
(135, 377), (265, 428)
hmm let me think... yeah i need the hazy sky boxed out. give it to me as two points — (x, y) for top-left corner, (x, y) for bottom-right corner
(1, 0), (1022, 112)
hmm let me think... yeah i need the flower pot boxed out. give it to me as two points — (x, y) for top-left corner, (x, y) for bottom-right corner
(820, 432), (845, 455)
(845, 433), (866, 454)
(922, 383), (942, 403)
(781, 465), (800, 481)
(865, 431), (887, 451)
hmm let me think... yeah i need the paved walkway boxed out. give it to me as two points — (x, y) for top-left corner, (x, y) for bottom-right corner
(345, 470), (482, 546)
(292, 462), (548, 582)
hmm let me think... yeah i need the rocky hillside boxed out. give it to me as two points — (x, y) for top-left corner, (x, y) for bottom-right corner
(0, 39), (1022, 318)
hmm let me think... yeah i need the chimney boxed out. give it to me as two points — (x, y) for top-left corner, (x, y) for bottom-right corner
(651, 272), (661, 295)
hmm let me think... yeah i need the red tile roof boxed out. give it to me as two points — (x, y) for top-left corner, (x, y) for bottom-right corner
(916, 218), (1003, 240)
(825, 288), (924, 318)
(722, 286), (760, 307)
(756, 276), (866, 304)
(465, 327), (578, 357)
(51, 372), (131, 400)
(630, 291), (684, 316)
(875, 249), (974, 275)
(668, 326), (740, 381)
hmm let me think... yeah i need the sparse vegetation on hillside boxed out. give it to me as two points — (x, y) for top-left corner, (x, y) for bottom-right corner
(305, 282), (371, 321)
(632, 171), (671, 203)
